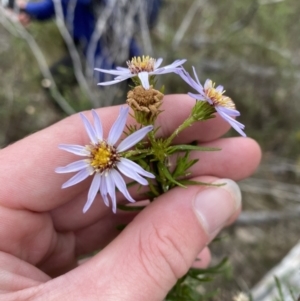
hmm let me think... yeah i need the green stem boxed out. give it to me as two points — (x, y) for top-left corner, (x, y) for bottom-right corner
(165, 116), (195, 146)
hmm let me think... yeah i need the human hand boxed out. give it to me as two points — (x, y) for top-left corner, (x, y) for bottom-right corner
(16, 0), (30, 26)
(0, 95), (261, 301)
(18, 12), (30, 26)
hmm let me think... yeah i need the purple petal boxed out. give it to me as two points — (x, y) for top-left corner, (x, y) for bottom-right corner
(192, 66), (202, 87)
(108, 106), (129, 145)
(154, 59), (187, 75)
(80, 113), (97, 144)
(227, 116), (245, 129)
(163, 59), (187, 70)
(138, 72), (150, 90)
(116, 66), (129, 71)
(179, 68), (203, 93)
(204, 79), (212, 90)
(97, 80), (123, 86)
(100, 175), (109, 207)
(218, 106), (240, 117)
(58, 144), (90, 156)
(105, 173), (117, 213)
(117, 125), (153, 152)
(217, 109), (246, 137)
(61, 168), (90, 189)
(188, 92), (212, 106)
(217, 108), (244, 126)
(94, 67), (130, 76)
(92, 110), (103, 140)
(117, 159), (153, 185)
(215, 85), (224, 93)
(117, 163), (148, 185)
(83, 173), (101, 213)
(229, 121), (246, 137)
(154, 58), (163, 69)
(110, 169), (135, 203)
(114, 74), (133, 81)
(119, 158), (155, 179)
(55, 160), (89, 174)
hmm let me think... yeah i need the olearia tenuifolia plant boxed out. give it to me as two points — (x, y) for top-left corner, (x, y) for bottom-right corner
(56, 55), (246, 301)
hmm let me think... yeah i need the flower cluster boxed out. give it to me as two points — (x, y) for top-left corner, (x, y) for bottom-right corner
(57, 55), (245, 213)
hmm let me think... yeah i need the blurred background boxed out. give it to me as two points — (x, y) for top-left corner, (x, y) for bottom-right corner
(0, 0), (300, 300)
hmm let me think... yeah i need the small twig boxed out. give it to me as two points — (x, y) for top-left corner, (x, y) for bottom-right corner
(138, 0), (153, 54)
(236, 208), (300, 226)
(172, 0), (207, 50)
(258, 0), (284, 5)
(53, 0), (97, 107)
(85, 0), (117, 80)
(197, 58), (300, 81)
(0, 7), (75, 115)
(239, 178), (300, 202)
(65, 0), (77, 36)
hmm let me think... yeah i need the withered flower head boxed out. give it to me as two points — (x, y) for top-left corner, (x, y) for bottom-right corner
(127, 85), (164, 123)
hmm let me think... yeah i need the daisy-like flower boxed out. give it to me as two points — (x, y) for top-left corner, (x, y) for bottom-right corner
(178, 67), (246, 137)
(56, 107), (155, 213)
(95, 55), (186, 90)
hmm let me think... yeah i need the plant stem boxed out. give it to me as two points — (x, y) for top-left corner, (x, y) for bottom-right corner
(165, 116), (195, 146)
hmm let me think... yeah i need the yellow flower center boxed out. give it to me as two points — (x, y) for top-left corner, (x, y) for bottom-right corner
(127, 56), (156, 74)
(89, 141), (119, 173)
(205, 82), (236, 110)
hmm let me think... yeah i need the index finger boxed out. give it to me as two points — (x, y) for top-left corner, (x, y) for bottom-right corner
(0, 94), (231, 212)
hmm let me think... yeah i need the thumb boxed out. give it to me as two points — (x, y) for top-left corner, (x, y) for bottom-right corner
(37, 178), (242, 301)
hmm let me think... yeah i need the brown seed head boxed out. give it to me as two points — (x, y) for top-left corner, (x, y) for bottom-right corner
(126, 85), (164, 117)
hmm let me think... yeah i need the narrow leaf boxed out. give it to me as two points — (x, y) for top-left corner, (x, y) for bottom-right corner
(159, 162), (186, 188)
(168, 144), (220, 154)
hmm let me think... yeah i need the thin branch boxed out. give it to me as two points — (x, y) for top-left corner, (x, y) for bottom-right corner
(99, 0), (137, 65)
(258, 0), (285, 5)
(85, 0), (117, 80)
(138, 0), (153, 54)
(65, 0), (77, 36)
(52, 0), (97, 106)
(239, 178), (300, 202)
(172, 0), (207, 50)
(0, 7), (75, 115)
(236, 208), (300, 226)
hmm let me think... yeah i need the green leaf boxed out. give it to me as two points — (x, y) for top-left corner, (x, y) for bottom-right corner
(158, 162), (186, 188)
(168, 144), (220, 154)
(172, 151), (199, 179)
(275, 276), (285, 301)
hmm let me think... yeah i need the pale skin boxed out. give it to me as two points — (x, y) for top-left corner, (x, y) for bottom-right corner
(0, 95), (261, 300)
(17, 0), (31, 26)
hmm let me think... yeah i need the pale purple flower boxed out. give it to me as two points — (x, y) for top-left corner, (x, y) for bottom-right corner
(95, 55), (186, 90)
(178, 67), (246, 137)
(56, 107), (155, 213)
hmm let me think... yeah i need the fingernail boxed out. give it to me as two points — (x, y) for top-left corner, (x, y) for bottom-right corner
(193, 179), (242, 238)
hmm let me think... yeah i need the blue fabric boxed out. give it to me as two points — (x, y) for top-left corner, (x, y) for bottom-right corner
(147, 0), (162, 28)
